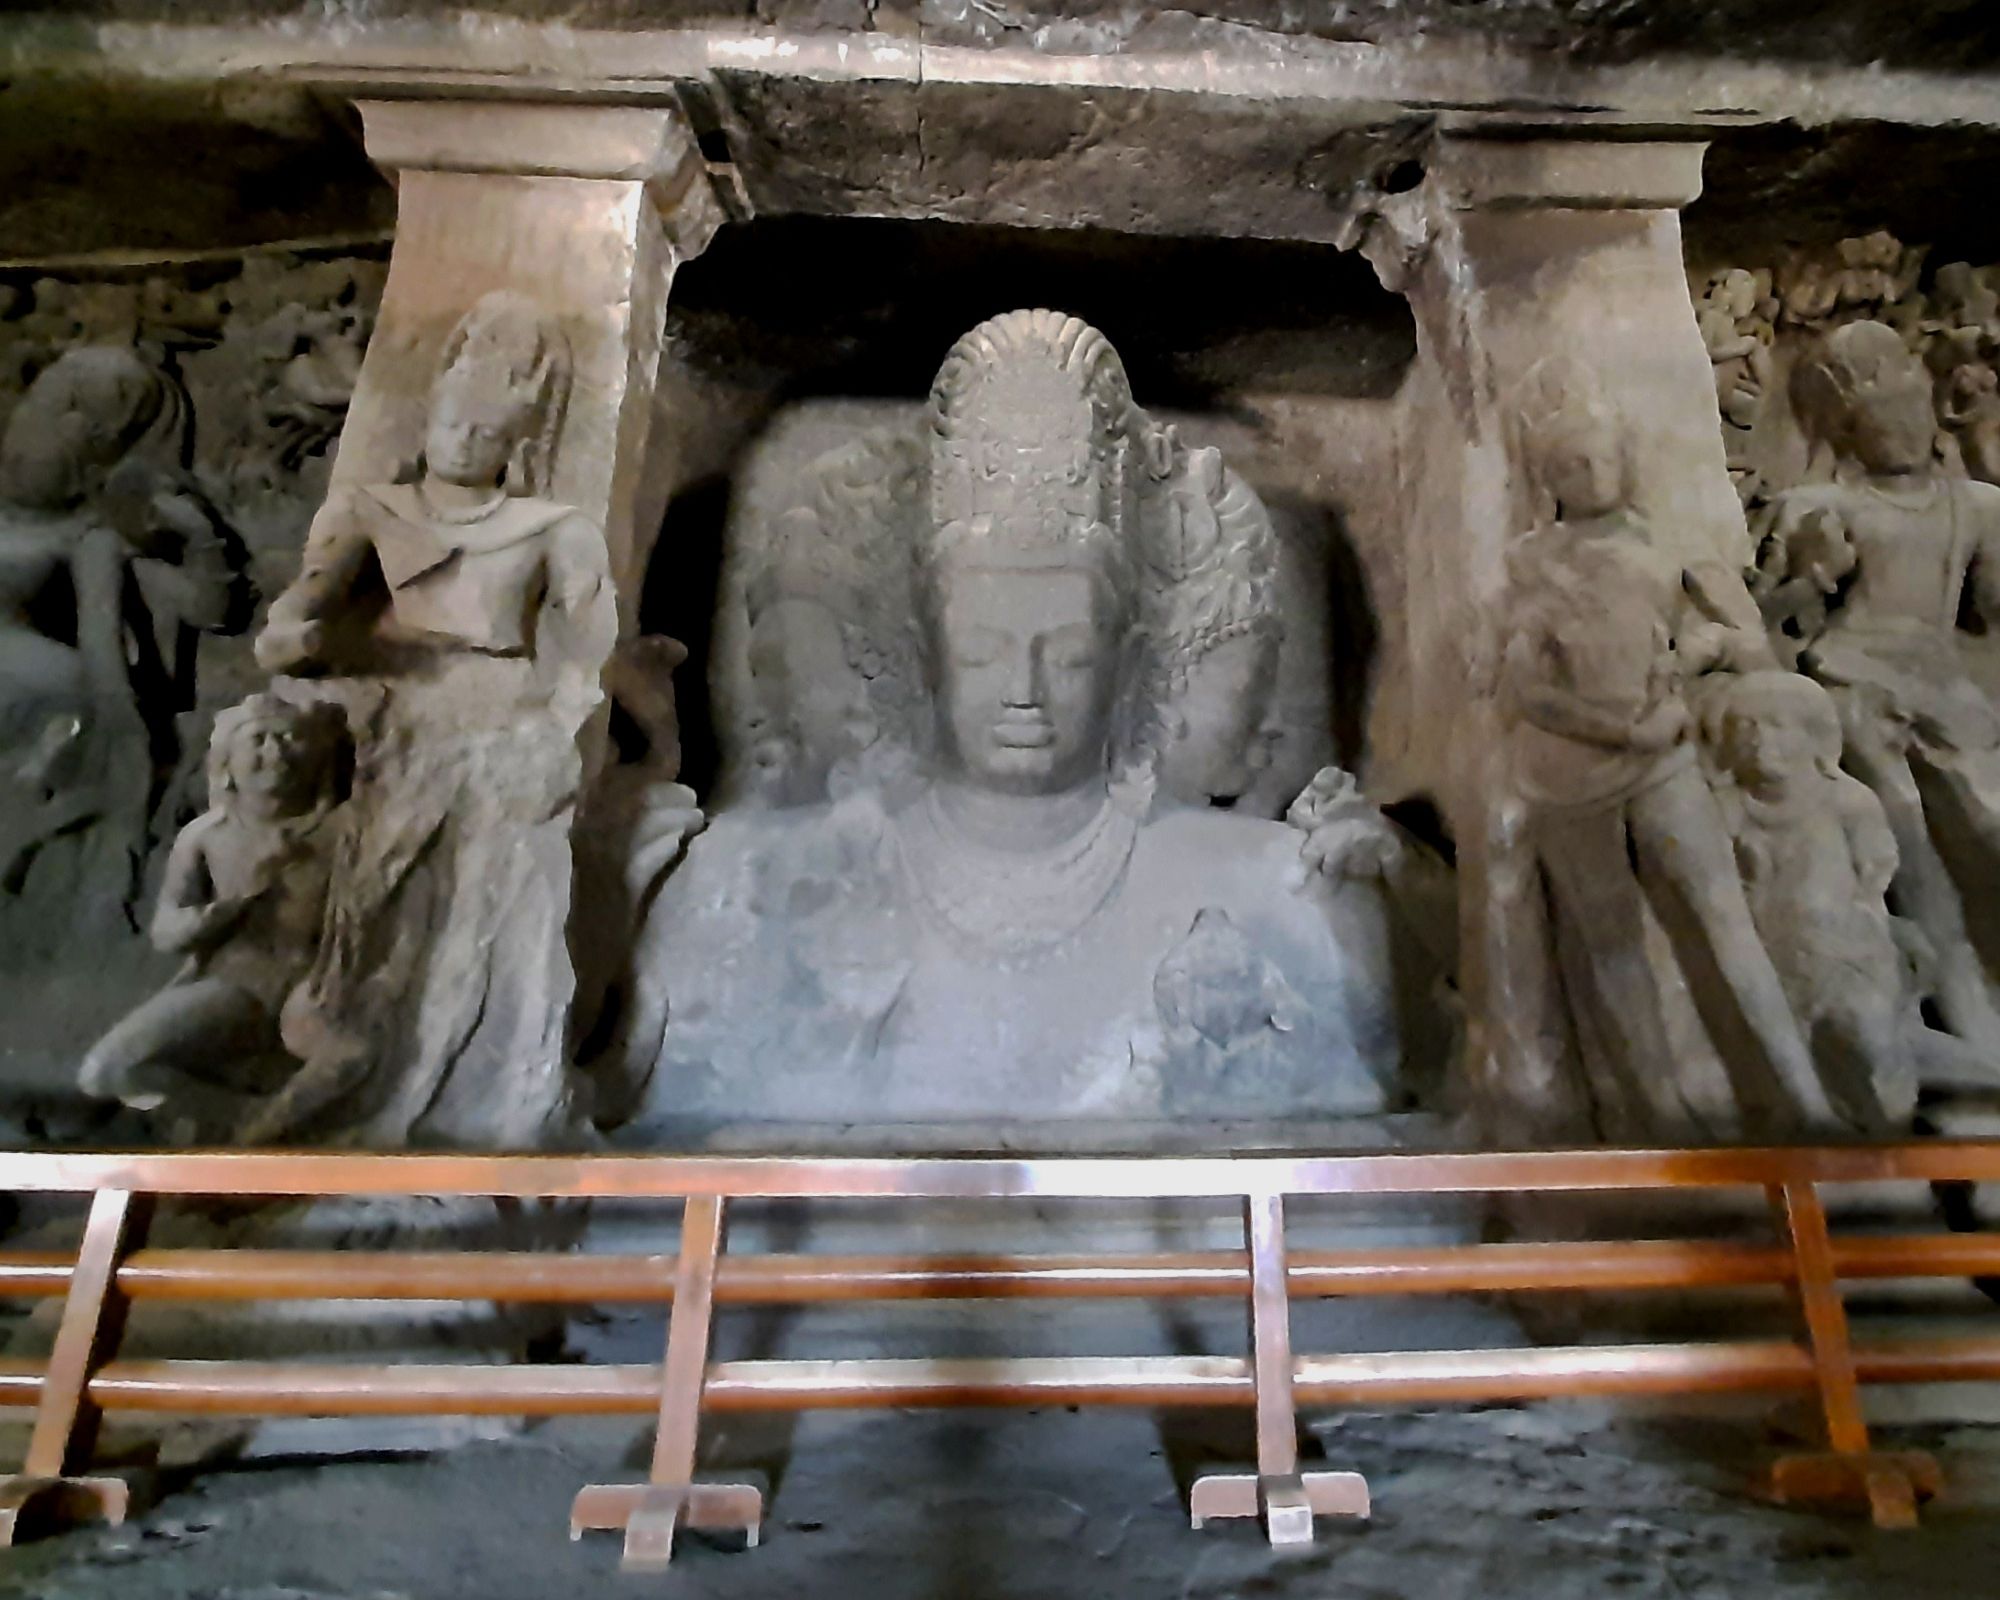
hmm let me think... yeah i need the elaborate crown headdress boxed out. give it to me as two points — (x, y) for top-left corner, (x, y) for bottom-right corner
(1140, 441), (1281, 687)
(925, 309), (1135, 589)
(432, 290), (572, 497)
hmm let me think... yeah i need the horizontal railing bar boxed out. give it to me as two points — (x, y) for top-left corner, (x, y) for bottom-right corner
(1, 1336), (1995, 1418)
(2, 1141), (2000, 1201)
(702, 1357), (1257, 1409)
(4, 1235), (1998, 1306)
(1295, 1342), (1817, 1401)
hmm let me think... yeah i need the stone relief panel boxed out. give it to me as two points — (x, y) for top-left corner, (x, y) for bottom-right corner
(1495, 356), (1847, 1141)
(1677, 232), (2000, 1138)
(0, 254), (380, 1110)
(597, 309), (1442, 1136)
(229, 290), (618, 1148)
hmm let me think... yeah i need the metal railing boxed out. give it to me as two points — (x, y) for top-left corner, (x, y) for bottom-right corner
(1, 1142), (1998, 1569)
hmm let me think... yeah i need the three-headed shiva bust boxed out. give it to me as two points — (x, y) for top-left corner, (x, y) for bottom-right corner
(604, 310), (1410, 1135)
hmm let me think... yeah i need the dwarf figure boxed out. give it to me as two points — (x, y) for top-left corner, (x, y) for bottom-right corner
(79, 693), (348, 1138)
(1704, 671), (1968, 1129)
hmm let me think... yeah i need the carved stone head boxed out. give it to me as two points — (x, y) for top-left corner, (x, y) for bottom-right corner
(1711, 670), (1842, 794)
(1515, 357), (1627, 522)
(208, 694), (347, 820)
(922, 311), (1137, 797)
(1140, 439), (1282, 804)
(0, 345), (190, 512)
(744, 509), (877, 804)
(1792, 319), (1935, 477)
(423, 291), (571, 496)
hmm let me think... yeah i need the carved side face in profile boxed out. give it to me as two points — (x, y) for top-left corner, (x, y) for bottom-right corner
(0, 346), (186, 512)
(1157, 630), (1279, 802)
(1712, 672), (1841, 795)
(1794, 320), (1935, 477)
(745, 593), (873, 802)
(931, 558), (1121, 797)
(209, 696), (345, 820)
(1142, 443), (1283, 805)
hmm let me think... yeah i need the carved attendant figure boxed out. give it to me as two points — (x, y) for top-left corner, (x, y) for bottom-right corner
(1773, 319), (2000, 1059)
(1138, 432), (1283, 808)
(1498, 358), (1840, 1137)
(0, 347), (238, 915)
(249, 291), (616, 1146)
(79, 695), (347, 1136)
(256, 289), (612, 698)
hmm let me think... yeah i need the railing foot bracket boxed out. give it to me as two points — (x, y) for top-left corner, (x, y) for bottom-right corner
(1189, 1468), (1370, 1545)
(570, 1479), (765, 1568)
(0, 1473), (130, 1547)
(1765, 1449), (1940, 1530)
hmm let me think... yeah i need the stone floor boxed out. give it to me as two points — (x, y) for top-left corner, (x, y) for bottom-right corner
(5, 1404), (1999, 1600)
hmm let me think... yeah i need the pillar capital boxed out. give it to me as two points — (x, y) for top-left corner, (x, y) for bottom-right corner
(355, 97), (736, 261)
(1433, 132), (1708, 213)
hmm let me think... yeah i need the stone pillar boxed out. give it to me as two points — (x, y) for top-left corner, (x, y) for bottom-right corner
(271, 99), (731, 1147)
(1391, 133), (1736, 1141)
(333, 98), (729, 617)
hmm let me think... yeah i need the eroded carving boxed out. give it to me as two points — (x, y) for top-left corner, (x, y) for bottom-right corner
(79, 693), (349, 1138)
(1769, 319), (2000, 1064)
(237, 290), (617, 1146)
(1498, 356), (1848, 1139)
(0, 346), (242, 940)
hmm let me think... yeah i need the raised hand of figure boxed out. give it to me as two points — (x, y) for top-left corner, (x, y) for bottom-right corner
(1286, 766), (1403, 885)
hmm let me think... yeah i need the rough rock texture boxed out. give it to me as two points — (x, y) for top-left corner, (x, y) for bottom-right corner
(1, 1408), (1996, 1600)
(18, 2), (2000, 69)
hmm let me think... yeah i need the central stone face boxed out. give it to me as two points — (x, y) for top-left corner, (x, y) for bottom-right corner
(605, 309), (1417, 1136)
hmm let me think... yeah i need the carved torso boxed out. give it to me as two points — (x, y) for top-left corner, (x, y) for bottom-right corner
(619, 793), (1398, 1132)
(1503, 521), (1689, 810)
(1779, 477), (2000, 747)
(356, 483), (573, 657)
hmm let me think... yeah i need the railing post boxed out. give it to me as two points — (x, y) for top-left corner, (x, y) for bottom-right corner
(0, 1187), (150, 1545)
(1190, 1190), (1370, 1545)
(1766, 1178), (1940, 1529)
(570, 1194), (763, 1569)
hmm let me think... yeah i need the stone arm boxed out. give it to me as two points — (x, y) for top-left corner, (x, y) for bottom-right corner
(255, 490), (377, 674)
(539, 511), (619, 701)
(1679, 560), (1776, 674)
(129, 488), (241, 636)
(1839, 778), (1901, 905)
(149, 819), (247, 956)
(69, 523), (133, 700)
